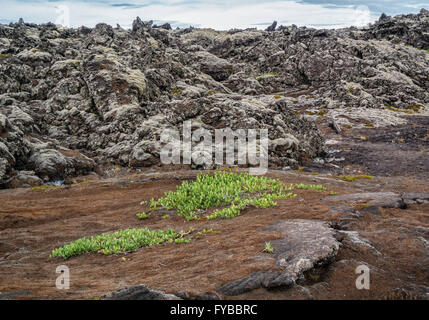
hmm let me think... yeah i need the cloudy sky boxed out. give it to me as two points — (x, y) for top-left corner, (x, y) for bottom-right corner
(1, 0), (428, 30)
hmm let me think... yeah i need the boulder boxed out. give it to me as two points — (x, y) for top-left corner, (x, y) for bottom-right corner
(6, 171), (42, 188)
(28, 149), (67, 181)
(194, 51), (233, 81)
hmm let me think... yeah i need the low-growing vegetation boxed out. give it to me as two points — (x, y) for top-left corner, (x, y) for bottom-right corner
(385, 105), (425, 114)
(264, 241), (274, 254)
(335, 174), (373, 182)
(51, 228), (187, 259)
(195, 228), (220, 239)
(136, 212), (149, 220)
(144, 170), (296, 221)
(305, 109), (328, 117)
(294, 183), (327, 191)
(31, 185), (57, 192)
(51, 171), (333, 260)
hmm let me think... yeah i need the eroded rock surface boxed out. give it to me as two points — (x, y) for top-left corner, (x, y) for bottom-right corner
(326, 192), (429, 209)
(1, 10), (429, 187)
(219, 219), (341, 295)
(102, 284), (181, 300)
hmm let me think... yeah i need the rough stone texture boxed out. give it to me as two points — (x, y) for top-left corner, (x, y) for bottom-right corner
(365, 9), (429, 50)
(402, 192), (429, 205)
(6, 170), (42, 188)
(1, 10), (428, 187)
(102, 284), (181, 300)
(218, 219), (340, 296)
(324, 192), (429, 209)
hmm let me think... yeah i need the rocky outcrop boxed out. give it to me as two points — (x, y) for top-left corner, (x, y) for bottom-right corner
(0, 109), (94, 187)
(365, 9), (429, 50)
(1, 10), (428, 187)
(218, 220), (341, 296)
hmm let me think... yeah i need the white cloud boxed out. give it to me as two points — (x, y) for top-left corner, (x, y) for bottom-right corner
(0, 0), (424, 30)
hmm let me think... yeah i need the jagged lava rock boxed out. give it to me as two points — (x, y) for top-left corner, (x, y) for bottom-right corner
(1, 10), (428, 187)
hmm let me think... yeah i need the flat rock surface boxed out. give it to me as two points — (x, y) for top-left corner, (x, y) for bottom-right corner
(325, 192), (405, 209)
(219, 219), (340, 296)
(325, 192), (429, 209)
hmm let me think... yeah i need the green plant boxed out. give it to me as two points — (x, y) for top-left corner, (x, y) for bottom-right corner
(146, 171), (295, 221)
(136, 212), (149, 220)
(161, 214), (170, 220)
(195, 228), (220, 239)
(336, 174), (373, 182)
(50, 228), (184, 259)
(174, 238), (190, 244)
(294, 183), (327, 191)
(404, 105), (425, 113)
(264, 241), (274, 254)
(385, 105), (425, 114)
(72, 180), (91, 186)
(31, 185), (57, 192)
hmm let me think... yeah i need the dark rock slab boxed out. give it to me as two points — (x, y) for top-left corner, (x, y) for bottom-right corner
(0, 290), (34, 300)
(219, 270), (282, 296)
(218, 219), (341, 296)
(102, 284), (181, 300)
(360, 205), (382, 215)
(265, 21), (277, 32)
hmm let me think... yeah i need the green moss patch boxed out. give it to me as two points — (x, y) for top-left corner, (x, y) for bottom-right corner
(386, 105), (425, 114)
(335, 174), (373, 182)
(31, 185), (58, 192)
